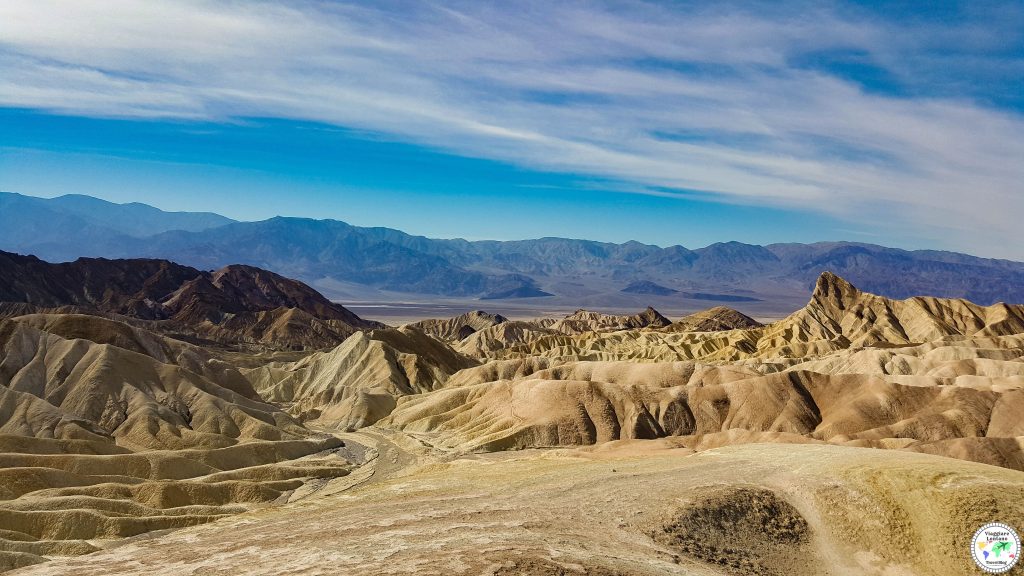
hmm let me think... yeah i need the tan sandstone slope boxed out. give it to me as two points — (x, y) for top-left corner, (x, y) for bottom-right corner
(244, 327), (478, 430)
(405, 310), (509, 341)
(2, 270), (1024, 575)
(0, 314), (352, 572)
(238, 273), (1024, 473)
(467, 271), (1024, 363)
(540, 306), (672, 334)
(666, 305), (763, 332)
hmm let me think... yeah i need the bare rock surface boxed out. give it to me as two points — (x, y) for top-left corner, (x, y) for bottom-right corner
(3, 267), (1024, 574)
(8, 441), (1022, 576)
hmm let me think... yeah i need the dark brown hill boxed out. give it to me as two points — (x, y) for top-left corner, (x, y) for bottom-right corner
(0, 251), (200, 319)
(0, 251), (377, 349)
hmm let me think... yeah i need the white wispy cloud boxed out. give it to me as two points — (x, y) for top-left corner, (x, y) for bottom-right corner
(1, 0), (1022, 257)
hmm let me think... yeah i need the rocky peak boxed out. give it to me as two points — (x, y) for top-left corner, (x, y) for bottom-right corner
(637, 306), (671, 327)
(811, 271), (861, 311)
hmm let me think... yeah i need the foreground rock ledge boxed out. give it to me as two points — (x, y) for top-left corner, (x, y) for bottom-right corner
(10, 441), (1024, 576)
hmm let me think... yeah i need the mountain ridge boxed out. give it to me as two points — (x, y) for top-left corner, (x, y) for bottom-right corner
(0, 192), (235, 263)
(3, 192), (1024, 305)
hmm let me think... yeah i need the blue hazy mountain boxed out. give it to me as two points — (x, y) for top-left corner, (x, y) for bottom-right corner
(138, 217), (550, 298)
(40, 193), (235, 236)
(0, 192), (235, 262)
(2, 192), (1023, 305)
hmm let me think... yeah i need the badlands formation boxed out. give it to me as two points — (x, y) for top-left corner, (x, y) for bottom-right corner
(0, 256), (1022, 575)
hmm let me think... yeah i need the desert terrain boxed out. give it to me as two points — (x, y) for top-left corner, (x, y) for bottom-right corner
(5, 0), (1024, 572)
(1, 253), (1022, 575)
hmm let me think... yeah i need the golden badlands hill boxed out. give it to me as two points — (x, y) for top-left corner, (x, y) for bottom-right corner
(406, 310), (509, 341)
(244, 326), (478, 430)
(0, 269), (1022, 575)
(666, 305), (763, 332)
(0, 314), (353, 572)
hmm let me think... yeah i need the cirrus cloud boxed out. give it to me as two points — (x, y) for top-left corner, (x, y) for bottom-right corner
(1, 0), (1023, 257)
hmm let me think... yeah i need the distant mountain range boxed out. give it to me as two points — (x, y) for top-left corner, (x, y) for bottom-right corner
(0, 192), (234, 262)
(2, 191), (1023, 307)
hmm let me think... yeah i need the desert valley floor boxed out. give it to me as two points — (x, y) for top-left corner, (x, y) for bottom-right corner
(0, 252), (1023, 575)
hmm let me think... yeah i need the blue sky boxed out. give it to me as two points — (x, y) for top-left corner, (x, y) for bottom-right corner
(1, 1), (1023, 257)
